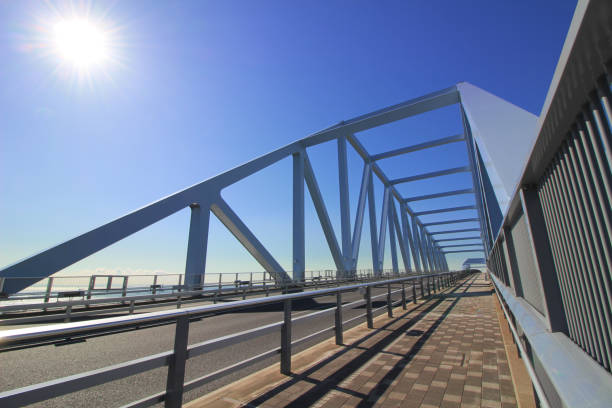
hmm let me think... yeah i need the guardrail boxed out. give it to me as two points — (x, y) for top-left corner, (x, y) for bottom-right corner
(0, 270), (465, 408)
(490, 272), (612, 408)
(0, 270), (419, 326)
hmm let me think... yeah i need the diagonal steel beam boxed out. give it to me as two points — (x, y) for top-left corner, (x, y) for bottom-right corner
(423, 218), (480, 227)
(415, 205), (476, 216)
(431, 228), (481, 235)
(211, 198), (291, 282)
(350, 162), (371, 270)
(390, 201), (411, 273)
(377, 187), (391, 273)
(390, 166), (471, 185)
(371, 134), (465, 161)
(303, 152), (346, 273)
(404, 188), (474, 202)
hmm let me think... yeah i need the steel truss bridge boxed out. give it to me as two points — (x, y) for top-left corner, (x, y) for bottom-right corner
(1, 0), (612, 407)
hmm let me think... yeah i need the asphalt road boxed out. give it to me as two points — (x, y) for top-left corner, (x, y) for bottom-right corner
(0, 283), (425, 407)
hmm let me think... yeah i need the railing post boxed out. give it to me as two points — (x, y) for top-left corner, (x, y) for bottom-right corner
(106, 276), (113, 291)
(165, 315), (189, 408)
(178, 274), (182, 292)
(335, 292), (343, 345)
(420, 277), (425, 298)
(122, 276), (128, 297)
(87, 276), (96, 300)
(44, 277), (54, 305)
(218, 274), (222, 291)
(281, 299), (292, 375)
(387, 283), (393, 317)
(153, 275), (158, 295)
(412, 280), (417, 304)
(401, 282), (407, 310)
(427, 277), (431, 297)
(365, 286), (373, 329)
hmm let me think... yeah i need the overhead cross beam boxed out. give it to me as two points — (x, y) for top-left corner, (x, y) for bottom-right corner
(415, 205), (476, 216)
(431, 228), (482, 235)
(404, 188), (474, 202)
(440, 243), (484, 249)
(390, 166), (471, 185)
(443, 249), (485, 254)
(434, 236), (482, 242)
(423, 218), (480, 226)
(371, 134), (465, 161)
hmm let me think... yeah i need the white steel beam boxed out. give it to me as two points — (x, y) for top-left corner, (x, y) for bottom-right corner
(415, 205), (477, 216)
(402, 204), (420, 272)
(351, 163), (371, 269)
(211, 198), (291, 282)
(404, 188), (474, 202)
(388, 204), (399, 273)
(367, 168), (380, 273)
(337, 136), (352, 268)
(424, 218), (480, 226)
(377, 187), (391, 273)
(444, 249), (485, 254)
(431, 228), (481, 235)
(435, 236), (482, 243)
(391, 201), (411, 273)
(391, 166), (471, 185)
(303, 152), (347, 273)
(293, 151), (305, 281)
(371, 134), (465, 161)
(184, 203), (211, 287)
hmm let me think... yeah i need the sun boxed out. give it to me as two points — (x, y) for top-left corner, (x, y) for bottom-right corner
(53, 18), (109, 69)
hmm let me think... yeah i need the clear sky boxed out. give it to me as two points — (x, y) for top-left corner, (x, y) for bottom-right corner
(0, 0), (577, 280)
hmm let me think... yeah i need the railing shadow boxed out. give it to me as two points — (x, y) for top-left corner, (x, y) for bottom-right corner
(245, 275), (478, 407)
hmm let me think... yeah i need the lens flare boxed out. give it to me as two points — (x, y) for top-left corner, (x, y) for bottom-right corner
(53, 19), (108, 68)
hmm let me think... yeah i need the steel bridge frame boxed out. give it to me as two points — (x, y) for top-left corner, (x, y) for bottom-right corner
(1, 85), (486, 295)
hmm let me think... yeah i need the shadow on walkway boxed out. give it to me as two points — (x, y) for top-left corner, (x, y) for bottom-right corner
(246, 276), (481, 407)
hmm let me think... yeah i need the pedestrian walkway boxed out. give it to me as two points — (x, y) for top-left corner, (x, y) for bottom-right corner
(187, 275), (525, 408)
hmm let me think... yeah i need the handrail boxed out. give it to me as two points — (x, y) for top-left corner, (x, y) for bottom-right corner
(0, 272), (440, 347)
(0, 271), (464, 408)
(490, 272), (612, 408)
(489, 272), (550, 408)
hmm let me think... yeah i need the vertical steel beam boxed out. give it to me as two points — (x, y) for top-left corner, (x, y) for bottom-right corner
(184, 203), (210, 288)
(293, 152), (305, 282)
(338, 136), (352, 270)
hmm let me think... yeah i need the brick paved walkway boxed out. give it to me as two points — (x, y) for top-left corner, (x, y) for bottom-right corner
(187, 275), (518, 408)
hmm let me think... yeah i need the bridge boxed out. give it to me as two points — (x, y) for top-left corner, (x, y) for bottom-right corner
(1, 0), (612, 406)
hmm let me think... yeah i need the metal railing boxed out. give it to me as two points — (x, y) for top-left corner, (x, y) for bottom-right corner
(0, 271), (464, 408)
(0, 270), (420, 326)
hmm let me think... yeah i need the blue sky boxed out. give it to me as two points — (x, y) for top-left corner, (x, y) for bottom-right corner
(0, 0), (577, 279)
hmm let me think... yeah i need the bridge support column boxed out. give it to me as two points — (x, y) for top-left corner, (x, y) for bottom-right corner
(185, 203), (210, 288)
